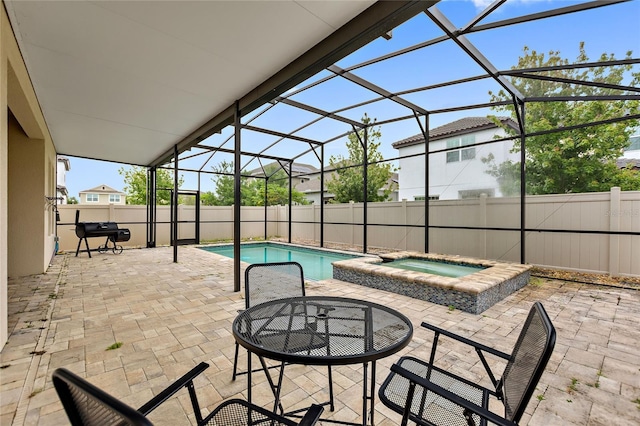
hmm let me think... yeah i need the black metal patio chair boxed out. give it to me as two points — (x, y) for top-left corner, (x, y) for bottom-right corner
(52, 361), (323, 426)
(379, 301), (556, 426)
(232, 261), (334, 410)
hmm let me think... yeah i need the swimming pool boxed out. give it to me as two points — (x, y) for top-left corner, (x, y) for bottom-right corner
(199, 242), (359, 280)
(333, 251), (531, 314)
(381, 258), (485, 278)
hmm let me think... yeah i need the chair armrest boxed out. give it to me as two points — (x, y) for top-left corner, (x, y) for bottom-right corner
(421, 322), (510, 360)
(390, 363), (517, 426)
(138, 362), (209, 416)
(298, 404), (324, 426)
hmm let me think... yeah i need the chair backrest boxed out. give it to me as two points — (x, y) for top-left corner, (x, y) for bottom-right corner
(500, 301), (556, 422)
(53, 368), (153, 426)
(244, 261), (305, 308)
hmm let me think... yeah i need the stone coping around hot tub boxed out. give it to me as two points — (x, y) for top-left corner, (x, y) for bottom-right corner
(332, 252), (532, 313)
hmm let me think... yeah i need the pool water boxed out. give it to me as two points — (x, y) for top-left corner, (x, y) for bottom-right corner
(200, 243), (358, 280)
(382, 258), (485, 278)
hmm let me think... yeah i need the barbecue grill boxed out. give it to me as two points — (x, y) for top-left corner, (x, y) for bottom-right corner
(74, 211), (130, 257)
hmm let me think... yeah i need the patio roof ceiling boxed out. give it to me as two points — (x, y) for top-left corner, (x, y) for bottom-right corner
(4, 0), (432, 166)
(5, 0), (638, 174)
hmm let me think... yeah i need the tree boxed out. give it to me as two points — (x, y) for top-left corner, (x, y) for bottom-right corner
(246, 164), (309, 206)
(326, 114), (397, 203)
(119, 166), (183, 205)
(211, 161), (249, 206)
(200, 191), (216, 206)
(211, 160), (309, 206)
(485, 43), (640, 195)
(67, 196), (79, 204)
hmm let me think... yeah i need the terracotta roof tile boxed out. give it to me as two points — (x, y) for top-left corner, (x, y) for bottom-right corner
(392, 116), (517, 149)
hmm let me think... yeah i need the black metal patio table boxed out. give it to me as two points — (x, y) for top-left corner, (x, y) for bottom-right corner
(232, 295), (413, 426)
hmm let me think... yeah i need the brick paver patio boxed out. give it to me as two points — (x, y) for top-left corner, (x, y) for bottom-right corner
(1, 246), (639, 425)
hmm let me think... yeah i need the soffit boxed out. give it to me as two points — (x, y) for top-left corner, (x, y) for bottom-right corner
(4, 0), (377, 165)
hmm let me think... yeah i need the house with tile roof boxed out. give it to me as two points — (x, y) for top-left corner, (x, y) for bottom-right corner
(56, 156), (71, 204)
(249, 161), (398, 204)
(296, 171), (399, 204)
(79, 184), (126, 205)
(248, 162), (320, 189)
(392, 117), (520, 201)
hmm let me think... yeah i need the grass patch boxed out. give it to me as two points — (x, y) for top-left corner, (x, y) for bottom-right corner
(536, 394), (545, 401)
(448, 305), (455, 312)
(106, 342), (123, 351)
(567, 377), (579, 393)
(632, 398), (640, 409)
(529, 277), (545, 287)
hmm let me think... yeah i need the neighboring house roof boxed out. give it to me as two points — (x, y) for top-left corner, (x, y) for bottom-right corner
(57, 156), (71, 171)
(392, 116), (519, 149)
(249, 162), (319, 177)
(56, 185), (69, 196)
(296, 172), (399, 195)
(616, 158), (640, 169)
(79, 184), (125, 194)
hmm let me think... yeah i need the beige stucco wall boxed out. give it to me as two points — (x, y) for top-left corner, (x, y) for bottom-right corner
(1, 3), (9, 353)
(1, 5), (56, 351)
(8, 114), (47, 275)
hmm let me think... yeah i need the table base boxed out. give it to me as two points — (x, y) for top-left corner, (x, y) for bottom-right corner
(247, 353), (379, 426)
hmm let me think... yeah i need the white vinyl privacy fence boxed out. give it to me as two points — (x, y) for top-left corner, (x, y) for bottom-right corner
(58, 188), (639, 277)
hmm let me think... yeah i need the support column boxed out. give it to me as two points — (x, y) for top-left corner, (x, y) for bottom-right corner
(519, 103), (526, 264)
(363, 127), (368, 253)
(320, 144), (325, 247)
(423, 114), (429, 253)
(233, 101), (241, 292)
(173, 145), (178, 263)
(146, 167), (157, 248)
(264, 178), (268, 241)
(288, 161), (292, 243)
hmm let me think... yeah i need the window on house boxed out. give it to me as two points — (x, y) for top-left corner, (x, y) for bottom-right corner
(109, 194), (121, 203)
(86, 193), (99, 202)
(458, 189), (495, 199)
(446, 135), (476, 163)
(626, 135), (640, 151)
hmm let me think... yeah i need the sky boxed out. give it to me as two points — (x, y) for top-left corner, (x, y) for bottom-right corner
(61, 0), (640, 200)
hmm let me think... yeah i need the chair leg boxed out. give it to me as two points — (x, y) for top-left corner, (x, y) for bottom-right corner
(232, 342), (239, 380)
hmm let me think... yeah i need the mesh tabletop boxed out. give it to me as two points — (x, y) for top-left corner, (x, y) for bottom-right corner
(233, 296), (413, 366)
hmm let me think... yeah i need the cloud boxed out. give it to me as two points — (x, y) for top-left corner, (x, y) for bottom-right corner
(470, 0), (495, 10)
(469, 0), (551, 12)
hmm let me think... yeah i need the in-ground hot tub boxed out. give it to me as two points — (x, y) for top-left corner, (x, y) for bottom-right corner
(332, 252), (531, 314)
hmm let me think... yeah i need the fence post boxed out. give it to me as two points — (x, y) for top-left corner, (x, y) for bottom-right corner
(109, 203), (115, 222)
(350, 201), (354, 246)
(609, 187), (621, 276)
(402, 199), (408, 250)
(314, 204), (318, 244)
